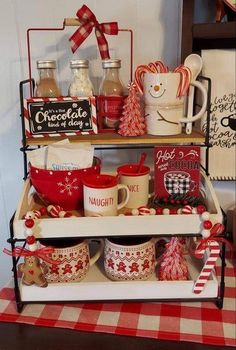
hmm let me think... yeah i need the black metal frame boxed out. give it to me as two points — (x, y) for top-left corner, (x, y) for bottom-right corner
(7, 76), (227, 313)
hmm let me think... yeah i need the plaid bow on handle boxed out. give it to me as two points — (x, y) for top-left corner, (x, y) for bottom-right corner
(69, 5), (118, 59)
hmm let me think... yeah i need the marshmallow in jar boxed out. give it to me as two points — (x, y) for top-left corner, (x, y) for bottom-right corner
(68, 59), (94, 97)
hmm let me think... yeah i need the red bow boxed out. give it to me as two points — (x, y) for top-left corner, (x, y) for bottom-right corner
(3, 246), (61, 265)
(195, 223), (233, 258)
(69, 5), (118, 59)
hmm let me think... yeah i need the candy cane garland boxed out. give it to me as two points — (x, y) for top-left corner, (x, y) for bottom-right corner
(193, 240), (220, 294)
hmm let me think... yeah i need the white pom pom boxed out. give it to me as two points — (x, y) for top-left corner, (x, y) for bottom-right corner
(163, 208), (170, 215)
(192, 207), (197, 214)
(201, 211), (210, 221)
(28, 243), (38, 252)
(25, 228), (33, 237)
(59, 211), (67, 218)
(149, 208), (156, 215)
(201, 229), (211, 238)
(131, 208), (139, 216)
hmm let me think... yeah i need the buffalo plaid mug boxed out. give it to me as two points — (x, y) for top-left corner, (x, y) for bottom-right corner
(164, 171), (196, 195)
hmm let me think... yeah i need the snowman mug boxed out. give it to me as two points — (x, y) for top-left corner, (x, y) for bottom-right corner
(143, 72), (207, 135)
(83, 174), (129, 217)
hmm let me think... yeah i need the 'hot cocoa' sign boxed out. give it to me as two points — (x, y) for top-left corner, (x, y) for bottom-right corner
(154, 146), (201, 198)
(24, 97), (97, 138)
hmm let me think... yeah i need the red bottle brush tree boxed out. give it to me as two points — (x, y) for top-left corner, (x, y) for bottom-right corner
(118, 82), (146, 136)
(159, 237), (189, 280)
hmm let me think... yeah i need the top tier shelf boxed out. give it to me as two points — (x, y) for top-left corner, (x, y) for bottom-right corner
(25, 128), (205, 146)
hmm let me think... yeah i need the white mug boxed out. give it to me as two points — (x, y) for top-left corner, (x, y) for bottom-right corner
(40, 238), (104, 283)
(143, 72), (207, 135)
(117, 164), (152, 208)
(83, 174), (129, 216)
(104, 236), (167, 281)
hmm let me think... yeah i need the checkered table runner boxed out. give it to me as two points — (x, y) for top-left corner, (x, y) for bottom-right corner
(0, 258), (235, 347)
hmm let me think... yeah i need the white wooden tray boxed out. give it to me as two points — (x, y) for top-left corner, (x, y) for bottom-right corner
(19, 255), (218, 302)
(13, 172), (222, 239)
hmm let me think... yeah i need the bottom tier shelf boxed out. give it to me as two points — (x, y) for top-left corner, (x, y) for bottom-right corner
(20, 256), (218, 302)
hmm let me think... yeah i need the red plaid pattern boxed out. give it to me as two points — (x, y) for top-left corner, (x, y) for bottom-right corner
(69, 5), (118, 59)
(0, 257), (235, 347)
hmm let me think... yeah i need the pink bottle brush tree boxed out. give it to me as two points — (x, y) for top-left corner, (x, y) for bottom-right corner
(159, 237), (189, 280)
(118, 82), (146, 136)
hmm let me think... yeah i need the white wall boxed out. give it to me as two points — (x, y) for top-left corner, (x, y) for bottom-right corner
(0, 0), (182, 286)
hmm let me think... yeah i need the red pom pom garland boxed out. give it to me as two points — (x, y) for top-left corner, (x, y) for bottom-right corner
(24, 218), (35, 228)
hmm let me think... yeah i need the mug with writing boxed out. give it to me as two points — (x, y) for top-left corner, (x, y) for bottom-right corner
(83, 174), (130, 216)
(117, 164), (152, 208)
(40, 238), (104, 283)
(164, 171), (196, 195)
(142, 72), (207, 135)
(104, 236), (167, 281)
(221, 113), (236, 131)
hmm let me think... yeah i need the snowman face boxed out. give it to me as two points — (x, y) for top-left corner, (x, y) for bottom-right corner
(148, 81), (166, 99)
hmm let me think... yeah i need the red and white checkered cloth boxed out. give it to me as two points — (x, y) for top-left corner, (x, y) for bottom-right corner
(0, 258), (235, 347)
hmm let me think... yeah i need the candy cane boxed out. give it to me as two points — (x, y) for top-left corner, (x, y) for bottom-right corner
(193, 240), (220, 294)
(47, 205), (64, 218)
(174, 65), (191, 97)
(135, 61), (169, 94)
(154, 60), (169, 73)
(134, 65), (151, 94)
(148, 62), (158, 73)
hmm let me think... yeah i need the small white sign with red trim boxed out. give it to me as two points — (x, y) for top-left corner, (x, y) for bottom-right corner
(24, 96), (98, 138)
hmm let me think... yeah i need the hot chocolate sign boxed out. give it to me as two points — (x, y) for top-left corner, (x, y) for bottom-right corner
(23, 97), (98, 137)
(154, 146), (201, 198)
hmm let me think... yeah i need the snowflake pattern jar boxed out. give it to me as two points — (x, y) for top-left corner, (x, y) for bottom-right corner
(68, 59), (94, 97)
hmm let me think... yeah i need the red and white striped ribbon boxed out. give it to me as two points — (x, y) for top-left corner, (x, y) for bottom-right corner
(69, 5), (118, 58)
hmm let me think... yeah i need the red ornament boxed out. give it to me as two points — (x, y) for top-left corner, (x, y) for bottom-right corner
(163, 197), (169, 204)
(26, 236), (36, 245)
(169, 208), (178, 215)
(203, 220), (213, 229)
(156, 207), (163, 215)
(39, 207), (47, 216)
(197, 204), (207, 214)
(25, 219), (34, 228)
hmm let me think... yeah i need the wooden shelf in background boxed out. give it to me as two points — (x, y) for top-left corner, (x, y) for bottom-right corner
(192, 21), (236, 51)
(24, 129), (206, 147)
(193, 22), (236, 40)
